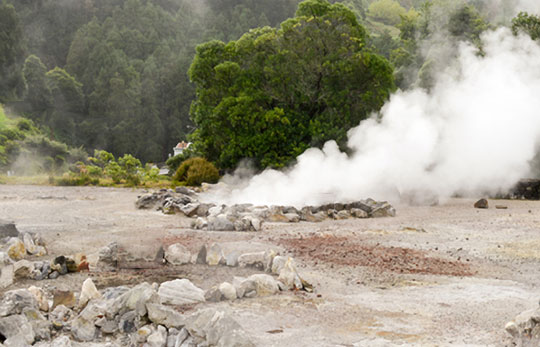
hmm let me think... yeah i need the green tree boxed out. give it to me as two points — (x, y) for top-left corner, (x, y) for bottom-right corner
(46, 67), (84, 144)
(22, 55), (52, 117)
(367, 0), (407, 26)
(447, 5), (489, 45)
(0, 1), (24, 101)
(189, 0), (395, 170)
(512, 12), (540, 41)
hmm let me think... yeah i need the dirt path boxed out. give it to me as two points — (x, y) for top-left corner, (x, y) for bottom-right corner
(1, 184), (539, 346)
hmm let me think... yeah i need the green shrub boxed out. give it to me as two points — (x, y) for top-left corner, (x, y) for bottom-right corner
(173, 157), (219, 186)
(56, 174), (99, 186)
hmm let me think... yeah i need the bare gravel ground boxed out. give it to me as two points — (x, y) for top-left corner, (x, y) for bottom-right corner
(1, 184), (540, 346)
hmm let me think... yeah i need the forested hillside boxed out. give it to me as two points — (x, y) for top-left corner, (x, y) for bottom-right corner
(0, 0), (530, 173)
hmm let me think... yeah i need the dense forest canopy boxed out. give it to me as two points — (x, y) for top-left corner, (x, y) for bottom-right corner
(0, 0), (537, 175)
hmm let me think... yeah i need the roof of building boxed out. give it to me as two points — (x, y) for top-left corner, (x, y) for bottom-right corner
(175, 141), (190, 149)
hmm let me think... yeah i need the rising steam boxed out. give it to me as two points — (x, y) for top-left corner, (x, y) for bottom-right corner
(203, 28), (540, 207)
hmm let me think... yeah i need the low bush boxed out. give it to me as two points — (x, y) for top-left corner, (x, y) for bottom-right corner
(173, 157), (219, 186)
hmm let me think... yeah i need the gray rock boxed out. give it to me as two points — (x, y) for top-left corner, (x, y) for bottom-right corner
(133, 325), (154, 344)
(196, 203), (215, 217)
(226, 252), (239, 267)
(180, 203), (200, 217)
(49, 305), (73, 330)
(175, 187), (195, 196)
(246, 274), (279, 297)
(168, 327), (189, 347)
(196, 245), (207, 265)
(23, 307), (51, 341)
(22, 233), (37, 255)
(283, 213), (300, 223)
(370, 202), (396, 217)
(0, 289), (38, 316)
(207, 206), (224, 217)
(206, 243), (224, 266)
(336, 210), (351, 220)
(237, 252), (266, 270)
(238, 279), (257, 299)
(278, 258), (303, 290)
(204, 287), (223, 302)
(351, 208), (369, 218)
(165, 244), (191, 265)
(250, 217), (262, 231)
(118, 310), (139, 333)
(0, 265), (13, 289)
(95, 317), (118, 334)
(101, 286), (130, 300)
(237, 249), (275, 271)
(233, 217), (252, 232)
(270, 256), (288, 274)
(13, 259), (35, 279)
(219, 282), (237, 301)
(136, 193), (161, 209)
(207, 215), (235, 231)
(251, 207), (269, 219)
(71, 300), (107, 341)
(107, 282), (157, 318)
(28, 286), (49, 312)
(158, 279), (205, 306)
(48, 271), (60, 279)
(0, 251), (10, 265)
(0, 314), (35, 345)
(191, 217), (208, 230)
(45, 336), (72, 347)
(146, 325), (167, 347)
(147, 303), (187, 328)
(95, 242), (118, 272)
(0, 220), (18, 239)
(186, 309), (254, 347)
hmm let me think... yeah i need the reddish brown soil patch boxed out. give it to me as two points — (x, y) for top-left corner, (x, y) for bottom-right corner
(279, 235), (473, 277)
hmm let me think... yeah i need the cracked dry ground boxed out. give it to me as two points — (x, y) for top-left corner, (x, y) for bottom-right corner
(1, 185), (540, 346)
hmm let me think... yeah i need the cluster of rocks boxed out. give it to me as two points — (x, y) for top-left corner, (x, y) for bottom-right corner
(0, 220), (52, 288)
(164, 242), (311, 297)
(0, 277), (255, 346)
(136, 188), (396, 231)
(505, 300), (540, 345)
(507, 179), (540, 200)
(0, 220), (92, 289)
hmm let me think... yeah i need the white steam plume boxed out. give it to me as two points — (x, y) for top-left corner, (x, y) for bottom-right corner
(203, 29), (540, 207)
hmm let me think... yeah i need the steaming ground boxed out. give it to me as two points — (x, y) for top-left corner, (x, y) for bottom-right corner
(205, 28), (540, 208)
(2, 185), (540, 345)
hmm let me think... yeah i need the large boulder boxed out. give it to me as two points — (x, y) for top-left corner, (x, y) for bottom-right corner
(146, 303), (186, 328)
(107, 282), (157, 318)
(0, 314), (35, 345)
(186, 309), (254, 347)
(165, 243), (191, 265)
(245, 274), (279, 297)
(0, 289), (38, 316)
(158, 279), (205, 306)
(207, 215), (235, 231)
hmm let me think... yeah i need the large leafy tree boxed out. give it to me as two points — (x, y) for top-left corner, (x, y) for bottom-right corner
(189, 0), (395, 170)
